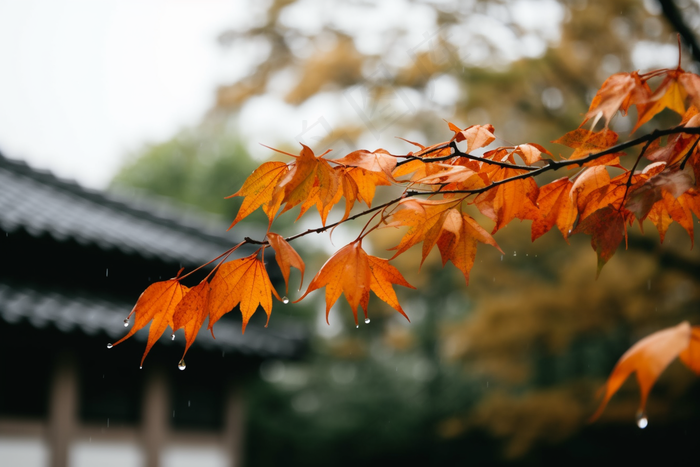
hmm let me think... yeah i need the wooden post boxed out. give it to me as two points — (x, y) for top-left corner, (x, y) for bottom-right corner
(48, 351), (77, 467)
(223, 379), (245, 467)
(142, 365), (168, 467)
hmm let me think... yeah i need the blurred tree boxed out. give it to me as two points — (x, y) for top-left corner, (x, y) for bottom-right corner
(111, 125), (257, 219)
(112, 0), (700, 464)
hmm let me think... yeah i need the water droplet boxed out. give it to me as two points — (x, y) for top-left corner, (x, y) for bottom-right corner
(139, 366), (143, 370)
(123, 318), (129, 327)
(636, 410), (648, 429)
(106, 343), (113, 349)
(364, 318), (370, 324)
(356, 325), (359, 329)
(178, 359), (186, 370)
(513, 251), (517, 256)
(282, 296), (289, 304)
(171, 334), (175, 341)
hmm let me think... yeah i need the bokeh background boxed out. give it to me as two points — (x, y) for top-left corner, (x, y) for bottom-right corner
(2, 0), (700, 465)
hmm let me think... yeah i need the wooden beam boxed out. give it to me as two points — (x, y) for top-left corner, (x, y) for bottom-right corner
(48, 351), (77, 467)
(142, 365), (168, 467)
(223, 379), (245, 467)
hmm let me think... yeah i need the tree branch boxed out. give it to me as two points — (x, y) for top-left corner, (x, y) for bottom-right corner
(241, 126), (700, 246)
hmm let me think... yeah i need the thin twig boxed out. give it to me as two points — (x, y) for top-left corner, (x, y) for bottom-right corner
(239, 126), (700, 246)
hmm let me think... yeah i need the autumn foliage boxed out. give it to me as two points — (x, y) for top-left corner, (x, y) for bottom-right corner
(111, 55), (700, 425)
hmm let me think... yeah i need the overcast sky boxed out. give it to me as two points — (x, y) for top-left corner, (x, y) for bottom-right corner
(0, 0), (684, 190)
(0, 0), (239, 188)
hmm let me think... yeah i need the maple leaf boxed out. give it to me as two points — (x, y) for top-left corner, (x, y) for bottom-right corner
(333, 148), (397, 180)
(448, 122), (496, 152)
(571, 166), (611, 215)
(514, 143), (551, 166)
(386, 198), (460, 262)
(267, 232), (305, 294)
(552, 129), (622, 166)
(227, 161), (289, 228)
(392, 136), (454, 181)
(275, 144), (340, 224)
(436, 211), (502, 284)
(678, 72), (700, 110)
(590, 321), (696, 423)
(172, 280), (212, 362)
(646, 191), (694, 244)
(582, 71), (648, 128)
(633, 69), (687, 132)
(111, 275), (189, 367)
(208, 253), (282, 333)
(571, 206), (630, 277)
(530, 177), (577, 242)
(474, 163), (539, 234)
(296, 240), (414, 325)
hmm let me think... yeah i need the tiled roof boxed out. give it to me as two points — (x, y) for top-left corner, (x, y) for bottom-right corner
(0, 281), (305, 359)
(0, 153), (306, 359)
(0, 152), (248, 265)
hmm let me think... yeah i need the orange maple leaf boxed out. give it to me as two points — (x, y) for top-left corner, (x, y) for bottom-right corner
(633, 69), (687, 132)
(296, 240), (414, 325)
(514, 143), (551, 166)
(474, 164), (539, 234)
(435, 210), (502, 284)
(386, 198), (460, 262)
(275, 144), (340, 224)
(207, 252), (282, 333)
(448, 122), (496, 152)
(552, 129), (622, 166)
(332, 148), (397, 180)
(172, 280), (212, 363)
(111, 274), (189, 367)
(646, 191), (694, 244)
(531, 177), (577, 242)
(227, 161), (289, 228)
(267, 232), (305, 294)
(591, 321), (700, 424)
(582, 72), (648, 128)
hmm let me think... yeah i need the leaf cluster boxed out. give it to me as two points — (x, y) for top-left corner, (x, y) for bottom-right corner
(112, 57), (700, 425)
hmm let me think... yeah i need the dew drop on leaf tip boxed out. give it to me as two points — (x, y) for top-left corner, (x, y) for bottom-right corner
(123, 318), (129, 327)
(365, 318), (370, 324)
(106, 343), (113, 349)
(282, 296), (289, 304)
(178, 359), (186, 371)
(513, 251), (517, 256)
(636, 410), (648, 429)
(171, 334), (175, 341)
(356, 325), (359, 329)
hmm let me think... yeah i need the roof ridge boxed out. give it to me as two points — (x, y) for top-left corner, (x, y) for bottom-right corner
(0, 151), (239, 247)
